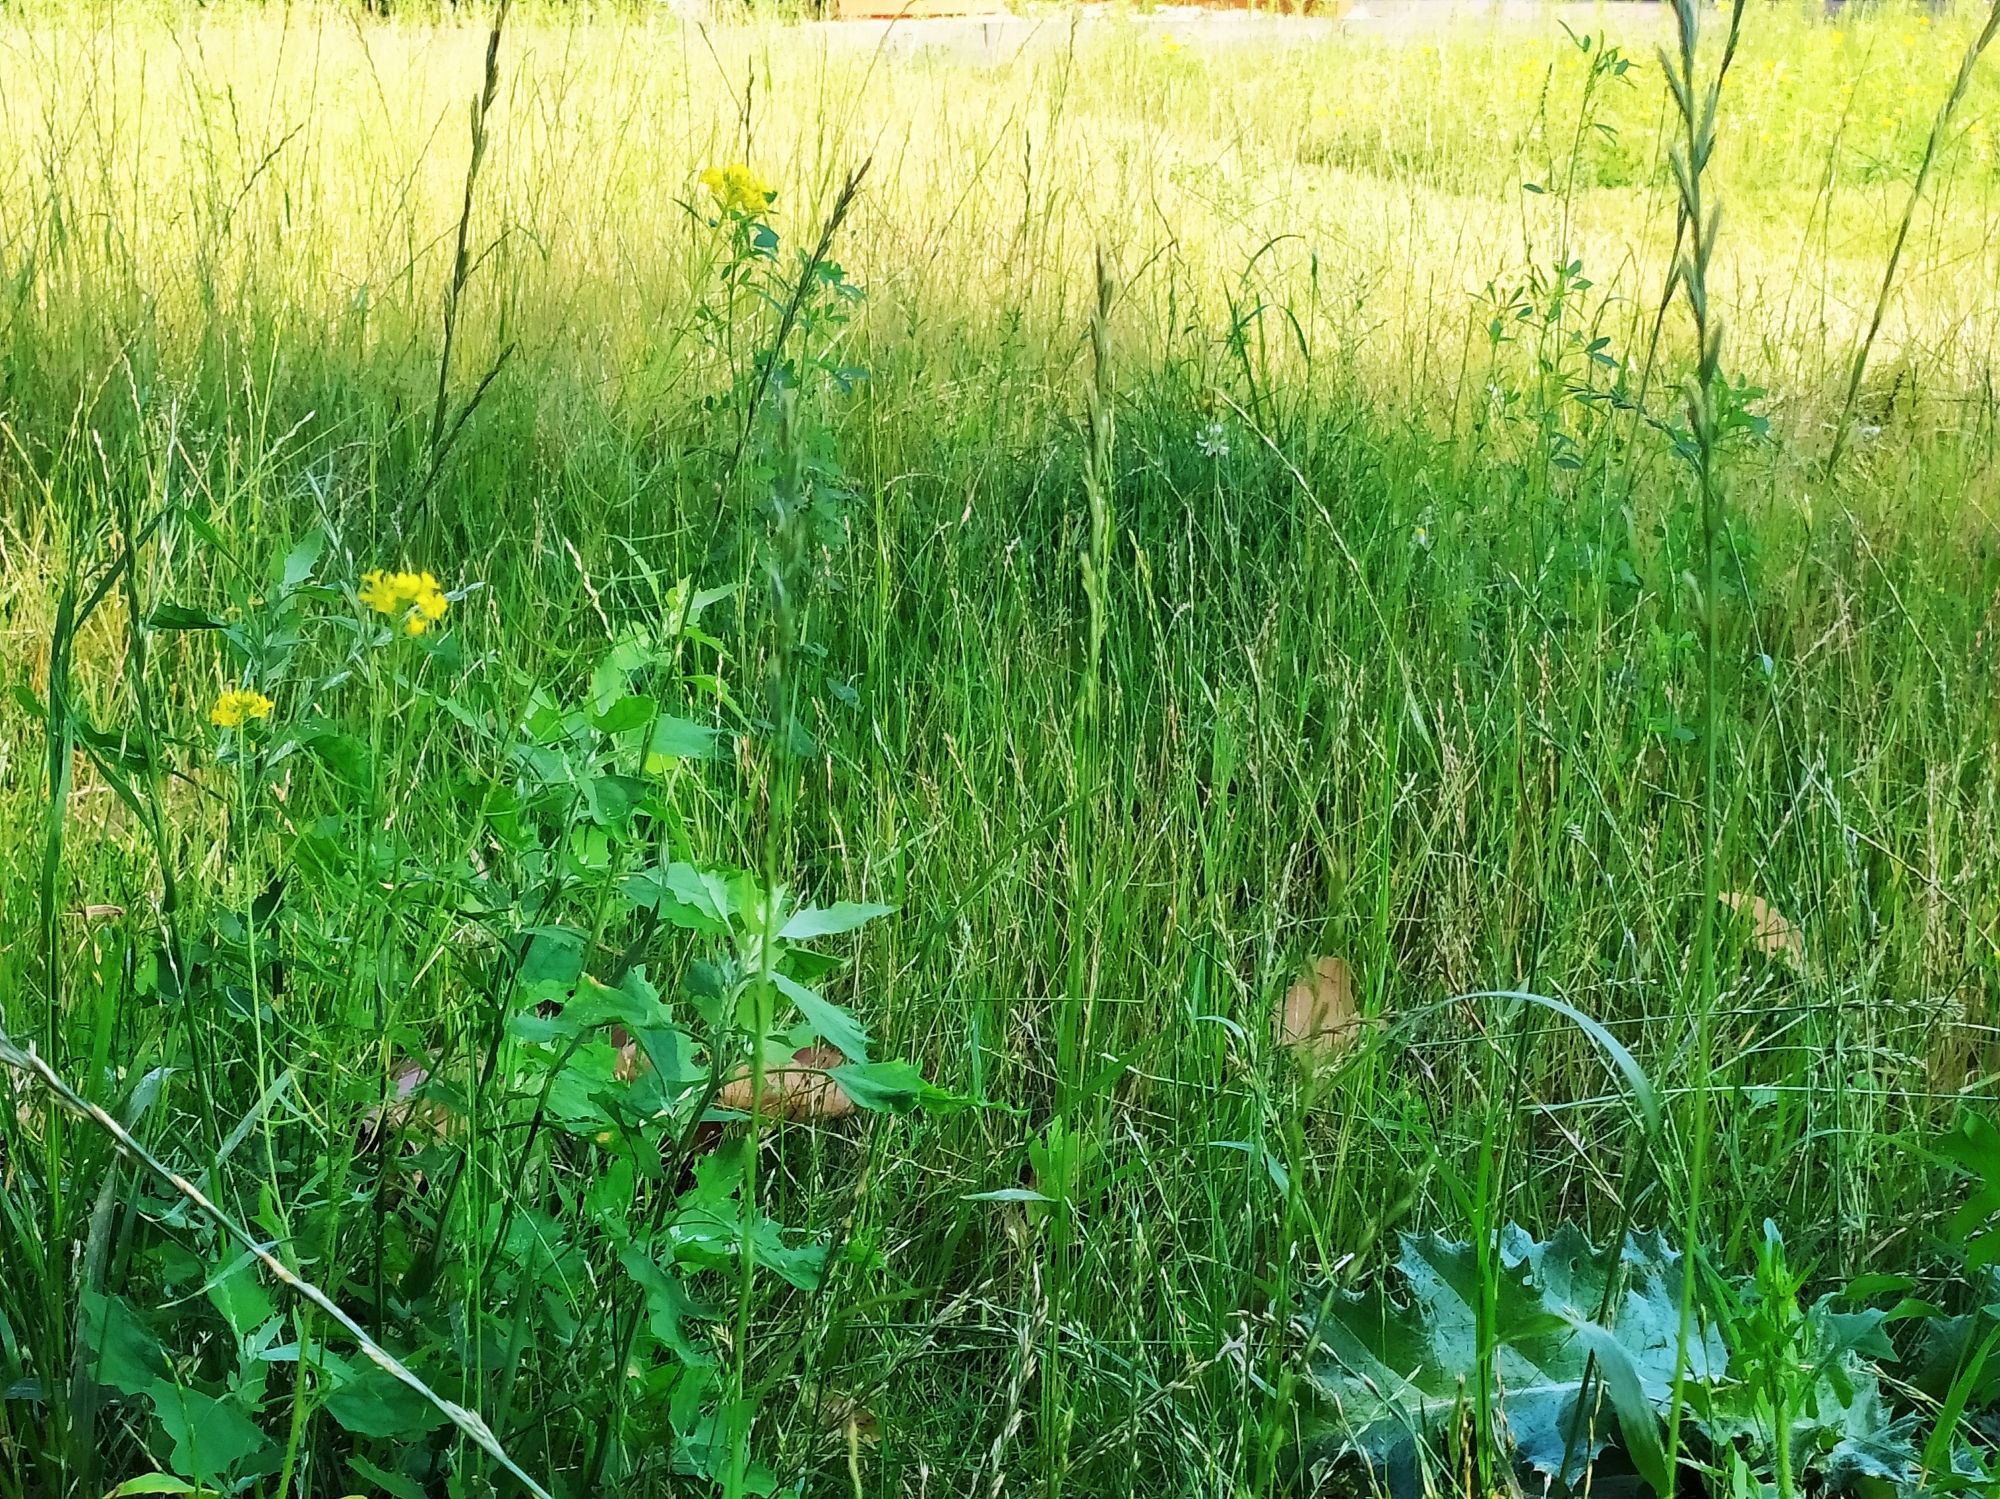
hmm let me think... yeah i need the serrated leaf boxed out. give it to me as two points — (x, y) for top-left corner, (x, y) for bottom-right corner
(1304, 1226), (1723, 1487)
(279, 532), (324, 591)
(1692, 1294), (1920, 1494)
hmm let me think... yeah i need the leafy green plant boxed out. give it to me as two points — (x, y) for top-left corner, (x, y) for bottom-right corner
(1693, 1224), (1919, 1498)
(7, 538), (964, 1498)
(1301, 1223), (1964, 1499)
(1302, 1224), (1715, 1494)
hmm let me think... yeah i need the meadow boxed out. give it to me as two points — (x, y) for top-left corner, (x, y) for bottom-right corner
(4, 0), (2000, 1494)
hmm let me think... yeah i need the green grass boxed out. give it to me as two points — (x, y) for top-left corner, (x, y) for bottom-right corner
(4, 0), (2000, 1495)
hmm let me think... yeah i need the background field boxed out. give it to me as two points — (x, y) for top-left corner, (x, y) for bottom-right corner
(4, 1), (2000, 1495)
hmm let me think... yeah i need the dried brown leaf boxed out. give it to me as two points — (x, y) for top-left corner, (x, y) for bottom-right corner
(1274, 954), (1362, 1060)
(806, 1385), (881, 1443)
(1719, 891), (1805, 968)
(715, 1046), (857, 1122)
(612, 1025), (644, 1084)
(358, 1059), (456, 1146)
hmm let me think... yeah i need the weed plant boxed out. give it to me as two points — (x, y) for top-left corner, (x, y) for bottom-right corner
(3, 2), (2000, 1496)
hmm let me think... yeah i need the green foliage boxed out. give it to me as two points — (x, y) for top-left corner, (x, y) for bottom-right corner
(1304, 1225), (1719, 1491)
(38, 536), (957, 1494)
(1304, 1223), (1973, 1498)
(5, 5), (2000, 1498)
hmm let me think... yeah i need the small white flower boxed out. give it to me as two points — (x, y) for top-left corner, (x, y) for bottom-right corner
(1197, 420), (1230, 459)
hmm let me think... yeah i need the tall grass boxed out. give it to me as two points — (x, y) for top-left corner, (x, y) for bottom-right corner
(3, 1), (2000, 1496)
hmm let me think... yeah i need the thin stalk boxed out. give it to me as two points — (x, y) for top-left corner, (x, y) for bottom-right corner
(1826, 0), (2000, 476)
(1657, 0), (1746, 1480)
(414, 0), (513, 522)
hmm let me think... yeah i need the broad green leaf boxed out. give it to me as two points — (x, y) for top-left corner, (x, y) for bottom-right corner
(689, 582), (736, 618)
(279, 531), (324, 590)
(347, 1455), (427, 1499)
(78, 1291), (170, 1397)
(145, 1381), (275, 1488)
(771, 973), (869, 1062)
(101, 1474), (215, 1496)
(828, 1060), (974, 1115)
(322, 1365), (450, 1443)
(590, 693), (656, 734)
(590, 633), (657, 713)
(1305, 1226), (1722, 1486)
(778, 901), (896, 941)
(583, 773), (645, 832)
(637, 715), (718, 766)
(508, 1012), (571, 1045)
(202, 1256), (274, 1340)
(306, 731), (371, 789)
(517, 926), (586, 987)
(567, 974), (669, 1032)
(621, 870), (728, 935)
(542, 1043), (624, 1133)
(672, 1197), (828, 1291)
(147, 604), (224, 632)
(633, 1022), (701, 1089)
(665, 863), (733, 925)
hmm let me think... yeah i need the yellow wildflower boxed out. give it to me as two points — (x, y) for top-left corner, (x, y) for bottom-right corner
(359, 569), (450, 635)
(211, 688), (274, 729)
(698, 162), (775, 217)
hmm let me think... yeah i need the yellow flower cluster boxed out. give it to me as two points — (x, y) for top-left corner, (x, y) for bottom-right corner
(359, 569), (450, 635)
(699, 162), (775, 217)
(211, 688), (274, 728)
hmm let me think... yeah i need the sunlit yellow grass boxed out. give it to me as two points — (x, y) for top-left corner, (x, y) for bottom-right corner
(0, 0), (1993, 434)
